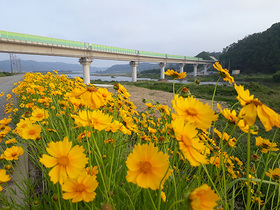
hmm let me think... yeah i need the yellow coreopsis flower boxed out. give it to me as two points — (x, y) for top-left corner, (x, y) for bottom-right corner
(21, 124), (42, 140)
(213, 62), (235, 84)
(0, 169), (11, 191)
(71, 86), (105, 109)
(0, 118), (12, 126)
(237, 119), (258, 134)
(5, 138), (17, 145)
(62, 173), (98, 203)
(172, 95), (218, 129)
(217, 103), (239, 124)
(126, 143), (172, 190)
(172, 118), (208, 166)
(15, 118), (35, 136)
(189, 184), (220, 210)
(39, 137), (88, 184)
(235, 84), (278, 131)
(165, 69), (187, 79)
(72, 110), (113, 131)
(4, 146), (24, 161)
(255, 136), (279, 153)
(84, 166), (99, 176)
(114, 83), (131, 98)
(265, 168), (280, 182)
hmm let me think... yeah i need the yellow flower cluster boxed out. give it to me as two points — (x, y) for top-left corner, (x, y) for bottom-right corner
(0, 63), (279, 209)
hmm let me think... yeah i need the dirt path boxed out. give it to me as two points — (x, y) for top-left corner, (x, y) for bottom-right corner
(107, 85), (224, 113)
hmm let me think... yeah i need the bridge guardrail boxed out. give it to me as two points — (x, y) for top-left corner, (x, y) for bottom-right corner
(1, 30), (206, 61)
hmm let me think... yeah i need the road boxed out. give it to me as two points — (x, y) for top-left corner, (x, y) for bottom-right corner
(0, 74), (24, 119)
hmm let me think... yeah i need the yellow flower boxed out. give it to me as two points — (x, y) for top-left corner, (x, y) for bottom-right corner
(126, 143), (172, 190)
(172, 95), (218, 129)
(165, 69), (187, 79)
(0, 169), (11, 191)
(114, 83), (131, 98)
(77, 131), (91, 140)
(148, 127), (157, 134)
(213, 62), (234, 84)
(39, 138), (88, 184)
(236, 119), (258, 134)
(21, 124), (42, 140)
(189, 184), (220, 210)
(71, 86), (105, 109)
(84, 166), (99, 176)
(265, 168), (280, 182)
(72, 110), (113, 131)
(217, 103), (239, 124)
(31, 108), (49, 122)
(4, 146), (24, 161)
(15, 118), (34, 136)
(172, 118), (208, 166)
(0, 118), (12, 126)
(235, 84), (278, 131)
(98, 87), (113, 101)
(255, 136), (279, 153)
(161, 191), (167, 202)
(106, 120), (123, 133)
(62, 173), (98, 203)
(5, 138), (17, 145)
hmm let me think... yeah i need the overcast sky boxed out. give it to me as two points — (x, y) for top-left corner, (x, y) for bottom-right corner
(0, 0), (280, 67)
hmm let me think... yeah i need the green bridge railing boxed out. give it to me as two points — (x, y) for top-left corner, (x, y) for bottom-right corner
(0, 30), (202, 61)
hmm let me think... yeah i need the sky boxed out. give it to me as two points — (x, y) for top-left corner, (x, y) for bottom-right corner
(0, 0), (280, 67)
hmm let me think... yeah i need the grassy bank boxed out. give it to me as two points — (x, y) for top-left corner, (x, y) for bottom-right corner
(91, 79), (280, 112)
(0, 72), (20, 77)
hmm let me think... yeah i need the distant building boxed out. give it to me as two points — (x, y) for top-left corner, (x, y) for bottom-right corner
(232, 70), (240, 75)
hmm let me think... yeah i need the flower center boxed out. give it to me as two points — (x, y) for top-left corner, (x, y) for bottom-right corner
(58, 156), (69, 166)
(186, 107), (198, 116)
(36, 113), (44, 118)
(29, 129), (36, 135)
(140, 161), (152, 173)
(262, 143), (270, 149)
(75, 183), (85, 192)
(87, 87), (97, 92)
(11, 152), (18, 157)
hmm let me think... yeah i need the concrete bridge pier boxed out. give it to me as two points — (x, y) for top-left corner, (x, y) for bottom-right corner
(179, 63), (185, 73)
(203, 64), (210, 74)
(130, 61), (138, 82)
(193, 64), (198, 77)
(159, 62), (166, 80)
(79, 57), (93, 85)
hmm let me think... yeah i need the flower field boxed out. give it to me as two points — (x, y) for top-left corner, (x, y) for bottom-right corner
(0, 63), (280, 209)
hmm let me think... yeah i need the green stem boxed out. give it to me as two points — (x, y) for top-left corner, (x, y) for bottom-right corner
(246, 127), (251, 210)
(56, 183), (62, 210)
(168, 199), (184, 210)
(147, 190), (157, 210)
(201, 164), (222, 204)
(211, 76), (221, 110)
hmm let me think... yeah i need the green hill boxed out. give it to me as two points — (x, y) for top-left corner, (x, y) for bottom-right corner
(219, 22), (280, 74)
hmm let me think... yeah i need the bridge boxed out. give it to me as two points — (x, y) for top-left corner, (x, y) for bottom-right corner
(0, 30), (214, 84)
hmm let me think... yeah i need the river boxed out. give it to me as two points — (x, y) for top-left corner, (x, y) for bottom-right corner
(66, 73), (227, 85)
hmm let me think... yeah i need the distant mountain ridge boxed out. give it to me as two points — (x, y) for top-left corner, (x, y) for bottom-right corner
(0, 60), (102, 72)
(104, 62), (173, 73)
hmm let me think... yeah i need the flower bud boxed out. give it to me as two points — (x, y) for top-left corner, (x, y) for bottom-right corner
(101, 204), (114, 210)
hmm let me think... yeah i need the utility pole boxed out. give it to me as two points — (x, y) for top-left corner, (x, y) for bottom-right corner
(10, 53), (13, 73)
